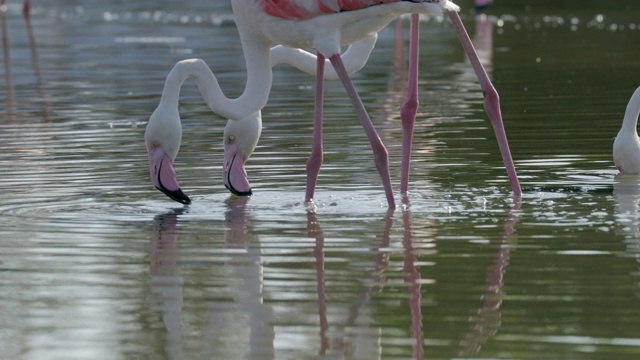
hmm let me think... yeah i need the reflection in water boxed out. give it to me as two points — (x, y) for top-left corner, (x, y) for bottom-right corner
(223, 196), (275, 359)
(150, 210), (185, 359)
(308, 210), (388, 358)
(473, 13), (494, 68)
(149, 195), (522, 359)
(613, 175), (640, 297)
(1, 6), (15, 119)
(457, 196), (521, 356)
(23, 8), (51, 119)
(0, 3), (49, 120)
(150, 198), (275, 359)
(400, 196), (426, 359)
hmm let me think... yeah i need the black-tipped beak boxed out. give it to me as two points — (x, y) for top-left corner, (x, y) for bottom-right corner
(223, 150), (253, 197)
(224, 182), (253, 197)
(156, 185), (191, 205)
(150, 148), (191, 205)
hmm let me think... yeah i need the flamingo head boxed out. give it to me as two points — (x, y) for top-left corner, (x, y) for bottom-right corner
(223, 111), (262, 197)
(144, 104), (191, 204)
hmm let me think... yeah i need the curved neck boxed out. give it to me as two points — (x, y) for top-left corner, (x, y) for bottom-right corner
(160, 34), (273, 121)
(270, 34), (377, 80)
(622, 87), (640, 134)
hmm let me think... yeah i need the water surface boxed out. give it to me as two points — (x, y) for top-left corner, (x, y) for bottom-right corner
(1, 1), (640, 359)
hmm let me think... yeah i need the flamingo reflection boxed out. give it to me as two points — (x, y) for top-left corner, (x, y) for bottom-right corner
(0, 0), (50, 120)
(401, 197), (426, 359)
(1, 0), (15, 118)
(456, 195), (521, 356)
(613, 175), (640, 298)
(149, 198), (275, 359)
(150, 210), (185, 359)
(308, 210), (393, 358)
(221, 196), (275, 359)
(149, 198), (519, 358)
(309, 194), (520, 359)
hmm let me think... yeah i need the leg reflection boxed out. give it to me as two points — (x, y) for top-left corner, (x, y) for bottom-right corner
(23, 5), (51, 120)
(0, 1), (50, 120)
(1, 4), (15, 119)
(613, 175), (640, 298)
(401, 196), (425, 359)
(457, 196), (521, 355)
(150, 211), (185, 359)
(308, 211), (330, 355)
(308, 209), (395, 359)
(223, 196), (275, 359)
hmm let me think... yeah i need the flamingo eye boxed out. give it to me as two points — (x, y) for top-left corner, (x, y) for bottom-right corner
(228, 135), (236, 142)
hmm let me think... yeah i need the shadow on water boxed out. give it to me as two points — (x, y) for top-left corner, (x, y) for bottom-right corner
(149, 194), (521, 359)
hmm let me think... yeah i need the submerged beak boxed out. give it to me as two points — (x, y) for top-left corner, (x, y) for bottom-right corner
(223, 142), (252, 196)
(149, 147), (191, 205)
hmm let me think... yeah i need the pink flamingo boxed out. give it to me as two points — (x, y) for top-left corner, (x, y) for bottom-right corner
(145, 0), (521, 208)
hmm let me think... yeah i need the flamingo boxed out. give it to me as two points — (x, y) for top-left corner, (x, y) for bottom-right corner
(613, 86), (640, 174)
(145, 0), (522, 208)
(145, 35), (377, 205)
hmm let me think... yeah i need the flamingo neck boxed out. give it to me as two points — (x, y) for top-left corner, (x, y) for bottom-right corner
(159, 36), (273, 121)
(621, 87), (640, 134)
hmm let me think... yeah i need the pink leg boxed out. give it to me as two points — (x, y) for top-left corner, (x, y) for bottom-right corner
(23, 0), (30, 16)
(329, 54), (396, 209)
(400, 14), (420, 194)
(305, 54), (325, 203)
(447, 11), (522, 195)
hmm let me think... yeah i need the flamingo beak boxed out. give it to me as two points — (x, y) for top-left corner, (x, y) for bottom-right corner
(223, 142), (252, 196)
(149, 147), (191, 204)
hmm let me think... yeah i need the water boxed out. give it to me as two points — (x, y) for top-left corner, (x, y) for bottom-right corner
(1, 1), (640, 359)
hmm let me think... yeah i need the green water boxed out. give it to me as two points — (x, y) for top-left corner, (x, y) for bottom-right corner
(1, 1), (640, 359)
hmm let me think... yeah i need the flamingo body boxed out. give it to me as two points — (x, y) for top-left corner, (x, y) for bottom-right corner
(148, 0), (458, 207)
(613, 86), (640, 174)
(262, 0), (443, 19)
(147, 0), (522, 207)
(245, 0), (457, 56)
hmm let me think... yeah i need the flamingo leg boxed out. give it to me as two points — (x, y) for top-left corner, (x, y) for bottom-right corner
(329, 54), (396, 209)
(447, 11), (522, 195)
(23, 0), (30, 16)
(400, 14), (420, 194)
(305, 54), (325, 203)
